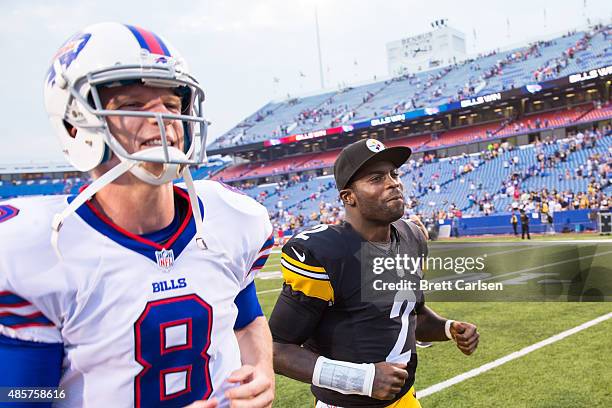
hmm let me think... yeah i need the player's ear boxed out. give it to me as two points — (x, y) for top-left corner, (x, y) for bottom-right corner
(340, 189), (356, 207)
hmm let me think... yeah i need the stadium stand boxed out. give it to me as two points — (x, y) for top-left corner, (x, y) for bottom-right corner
(214, 103), (611, 182)
(260, 129), (610, 234)
(0, 161), (228, 199)
(210, 24), (611, 150)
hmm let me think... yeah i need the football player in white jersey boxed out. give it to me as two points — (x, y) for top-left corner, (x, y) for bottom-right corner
(0, 23), (274, 408)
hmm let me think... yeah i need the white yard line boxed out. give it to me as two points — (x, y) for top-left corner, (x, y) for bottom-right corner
(418, 312), (612, 399)
(534, 239), (612, 244)
(256, 288), (283, 295)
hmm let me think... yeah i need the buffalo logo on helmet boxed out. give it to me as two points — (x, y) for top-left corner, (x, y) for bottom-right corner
(0, 205), (19, 224)
(366, 139), (386, 153)
(46, 32), (92, 85)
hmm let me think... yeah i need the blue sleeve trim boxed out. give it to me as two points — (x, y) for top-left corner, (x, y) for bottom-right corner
(251, 255), (270, 269)
(233, 281), (263, 330)
(0, 313), (53, 328)
(0, 335), (63, 392)
(0, 291), (30, 307)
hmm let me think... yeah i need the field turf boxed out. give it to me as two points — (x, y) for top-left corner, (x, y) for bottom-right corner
(256, 233), (611, 407)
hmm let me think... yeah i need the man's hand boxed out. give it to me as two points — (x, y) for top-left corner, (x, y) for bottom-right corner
(225, 364), (275, 408)
(371, 362), (408, 401)
(450, 321), (479, 355)
(183, 398), (218, 408)
(409, 215), (429, 240)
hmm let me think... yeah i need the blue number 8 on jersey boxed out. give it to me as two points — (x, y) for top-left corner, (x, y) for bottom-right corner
(134, 294), (213, 407)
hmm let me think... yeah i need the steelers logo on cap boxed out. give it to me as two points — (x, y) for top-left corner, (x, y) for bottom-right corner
(366, 139), (386, 153)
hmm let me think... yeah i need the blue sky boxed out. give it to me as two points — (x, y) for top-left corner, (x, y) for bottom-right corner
(0, 0), (609, 166)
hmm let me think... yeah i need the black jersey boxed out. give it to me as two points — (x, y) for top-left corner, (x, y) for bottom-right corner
(269, 220), (428, 407)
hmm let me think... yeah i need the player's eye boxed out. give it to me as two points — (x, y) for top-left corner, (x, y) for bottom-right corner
(120, 101), (144, 109)
(165, 102), (181, 112)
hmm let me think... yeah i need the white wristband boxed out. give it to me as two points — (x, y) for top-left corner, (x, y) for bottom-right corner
(445, 320), (455, 341)
(312, 356), (376, 397)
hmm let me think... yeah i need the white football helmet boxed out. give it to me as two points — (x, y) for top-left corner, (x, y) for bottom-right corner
(45, 22), (209, 256)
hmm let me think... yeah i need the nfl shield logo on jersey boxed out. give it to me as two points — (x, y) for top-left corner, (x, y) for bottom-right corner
(155, 248), (175, 271)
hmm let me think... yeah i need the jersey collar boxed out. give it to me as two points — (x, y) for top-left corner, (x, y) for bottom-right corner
(68, 185), (204, 265)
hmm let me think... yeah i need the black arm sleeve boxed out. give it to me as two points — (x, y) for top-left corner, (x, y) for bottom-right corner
(269, 283), (327, 345)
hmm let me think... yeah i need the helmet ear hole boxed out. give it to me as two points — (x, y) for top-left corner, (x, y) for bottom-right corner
(175, 86), (192, 115)
(63, 120), (77, 139)
(86, 92), (96, 109)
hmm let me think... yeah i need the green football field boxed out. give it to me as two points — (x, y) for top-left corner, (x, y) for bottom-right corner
(255, 233), (612, 407)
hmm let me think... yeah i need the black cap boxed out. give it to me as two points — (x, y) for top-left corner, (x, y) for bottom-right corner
(333, 139), (412, 191)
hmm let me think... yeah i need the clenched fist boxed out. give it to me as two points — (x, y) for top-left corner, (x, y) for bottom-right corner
(450, 321), (479, 355)
(371, 362), (409, 400)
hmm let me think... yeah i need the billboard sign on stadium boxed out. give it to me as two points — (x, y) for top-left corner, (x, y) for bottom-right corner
(263, 126), (343, 147)
(568, 65), (612, 84)
(371, 114), (406, 127)
(459, 92), (502, 108)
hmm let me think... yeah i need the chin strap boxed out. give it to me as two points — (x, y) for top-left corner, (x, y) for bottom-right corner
(51, 160), (136, 260)
(181, 167), (207, 250)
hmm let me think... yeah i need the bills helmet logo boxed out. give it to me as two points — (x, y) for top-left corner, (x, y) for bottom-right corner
(46, 32), (92, 85)
(155, 248), (175, 271)
(0, 205), (19, 224)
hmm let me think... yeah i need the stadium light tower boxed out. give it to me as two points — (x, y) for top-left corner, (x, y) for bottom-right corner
(315, 5), (325, 89)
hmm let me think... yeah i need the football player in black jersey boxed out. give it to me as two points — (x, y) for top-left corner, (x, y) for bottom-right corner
(269, 139), (479, 408)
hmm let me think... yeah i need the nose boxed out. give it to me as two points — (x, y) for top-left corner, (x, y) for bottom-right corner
(146, 99), (177, 127)
(385, 173), (402, 190)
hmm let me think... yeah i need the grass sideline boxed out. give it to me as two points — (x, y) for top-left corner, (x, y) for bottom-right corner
(256, 233), (611, 407)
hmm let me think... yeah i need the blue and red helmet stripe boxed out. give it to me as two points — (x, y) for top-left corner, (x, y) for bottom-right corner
(124, 24), (171, 56)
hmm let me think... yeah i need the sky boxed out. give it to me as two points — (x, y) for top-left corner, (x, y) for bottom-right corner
(0, 0), (610, 166)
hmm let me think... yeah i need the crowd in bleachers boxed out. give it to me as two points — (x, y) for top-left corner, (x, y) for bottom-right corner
(433, 127), (612, 221)
(0, 176), (88, 198)
(215, 102), (612, 182)
(236, 127), (612, 234)
(534, 24), (610, 82)
(210, 23), (611, 150)
(0, 162), (227, 200)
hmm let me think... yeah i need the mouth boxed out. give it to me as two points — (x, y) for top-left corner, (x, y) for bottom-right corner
(387, 195), (404, 203)
(141, 138), (176, 148)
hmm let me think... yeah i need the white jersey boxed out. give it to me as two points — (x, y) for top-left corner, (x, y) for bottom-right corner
(0, 180), (273, 407)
